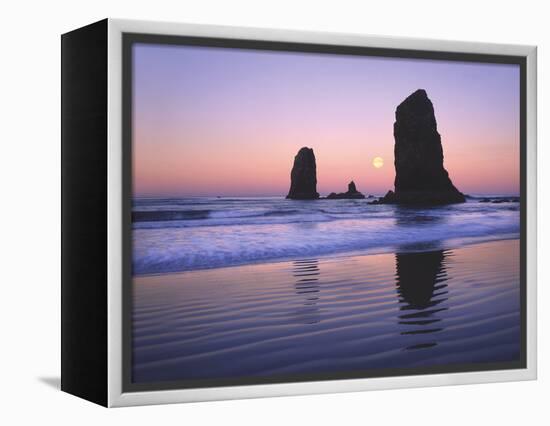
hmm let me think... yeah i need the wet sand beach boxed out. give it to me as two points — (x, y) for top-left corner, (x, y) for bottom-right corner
(132, 238), (521, 384)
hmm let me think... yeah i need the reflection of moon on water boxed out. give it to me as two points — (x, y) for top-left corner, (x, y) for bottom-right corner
(373, 156), (384, 168)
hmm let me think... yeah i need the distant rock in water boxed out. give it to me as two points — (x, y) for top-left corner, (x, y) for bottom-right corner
(378, 89), (465, 205)
(286, 147), (320, 200)
(326, 181), (366, 199)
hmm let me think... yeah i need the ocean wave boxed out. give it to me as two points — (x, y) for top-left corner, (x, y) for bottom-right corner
(132, 200), (518, 230)
(260, 209), (301, 217)
(132, 204), (520, 275)
(133, 210), (211, 222)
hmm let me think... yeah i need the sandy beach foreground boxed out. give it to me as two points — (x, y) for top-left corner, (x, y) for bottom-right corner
(132, 239), (521, 384)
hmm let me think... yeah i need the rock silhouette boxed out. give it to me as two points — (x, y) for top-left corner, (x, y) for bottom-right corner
(378, 89), (465, 205)
(286, 147), (320, 200)
(326, 181), (366, 199)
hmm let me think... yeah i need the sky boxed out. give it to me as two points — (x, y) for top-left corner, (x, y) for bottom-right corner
(132, 43), (520, 197)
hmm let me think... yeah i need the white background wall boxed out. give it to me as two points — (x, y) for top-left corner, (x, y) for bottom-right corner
(0, 0), (547, 424)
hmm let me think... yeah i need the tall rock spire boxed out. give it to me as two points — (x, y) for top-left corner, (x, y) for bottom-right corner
(380, 89), (465, 204)
(286, 147), (320, 200)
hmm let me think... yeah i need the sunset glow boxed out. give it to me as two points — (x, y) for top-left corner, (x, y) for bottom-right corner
(132, 44), (520, 197)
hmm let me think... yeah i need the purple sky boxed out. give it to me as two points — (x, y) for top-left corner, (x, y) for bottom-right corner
(133, 43), (520, 197)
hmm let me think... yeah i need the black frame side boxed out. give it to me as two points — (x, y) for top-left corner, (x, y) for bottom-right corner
(61, 19), (108, 407)
(122, 33), (527, 393)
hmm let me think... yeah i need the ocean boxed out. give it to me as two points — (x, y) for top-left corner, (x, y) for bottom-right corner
(132, 196), (520, 275)
(131, 196), (521, 384)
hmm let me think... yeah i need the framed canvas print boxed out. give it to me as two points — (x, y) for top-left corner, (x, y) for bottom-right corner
(61, 18), (537, 407)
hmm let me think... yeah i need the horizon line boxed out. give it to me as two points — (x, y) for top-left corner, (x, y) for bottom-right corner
(133, 192), (520, 199)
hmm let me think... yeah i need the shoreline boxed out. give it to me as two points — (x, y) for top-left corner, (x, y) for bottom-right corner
(133, 233), (519, 277)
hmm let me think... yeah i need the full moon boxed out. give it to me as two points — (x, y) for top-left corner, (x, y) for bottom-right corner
(372, 157), (384, 169)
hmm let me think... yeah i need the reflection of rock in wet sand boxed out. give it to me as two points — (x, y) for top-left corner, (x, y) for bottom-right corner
(291, 259), (321, 324)
(395, 250), (451, 350)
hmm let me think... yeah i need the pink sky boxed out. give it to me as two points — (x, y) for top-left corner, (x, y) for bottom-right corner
(132, 44), (520, 197)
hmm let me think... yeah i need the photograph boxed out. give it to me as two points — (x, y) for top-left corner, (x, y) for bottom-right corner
(129, 41), (523, 386)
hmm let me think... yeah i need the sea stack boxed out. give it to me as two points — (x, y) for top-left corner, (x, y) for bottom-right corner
(326, 181), (366, 199)
(379, 89), (465, 205)
(286, 147), (320, 200)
